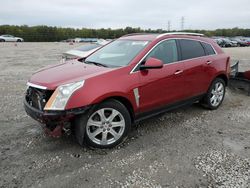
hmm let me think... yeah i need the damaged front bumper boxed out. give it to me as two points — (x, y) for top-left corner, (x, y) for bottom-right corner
(24, 99), (91, 137)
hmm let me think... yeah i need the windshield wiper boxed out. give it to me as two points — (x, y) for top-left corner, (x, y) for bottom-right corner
(84, 60), (108, 67)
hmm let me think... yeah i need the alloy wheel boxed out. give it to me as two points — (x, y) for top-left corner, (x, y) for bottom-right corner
(210, 82), (225, 107)
(86, 108), (125, 146)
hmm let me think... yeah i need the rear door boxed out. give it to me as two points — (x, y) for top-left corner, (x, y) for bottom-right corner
(136, 39), (187, 113)
(178, 39), (211, 97)
(200, 42), (218, 87)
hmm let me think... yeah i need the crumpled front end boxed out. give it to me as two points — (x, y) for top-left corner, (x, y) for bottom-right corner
(24, 84), (90, 137)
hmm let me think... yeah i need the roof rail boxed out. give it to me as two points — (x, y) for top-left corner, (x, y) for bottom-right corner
(157, 32), (204, 38)
(122, 33), (151, 37)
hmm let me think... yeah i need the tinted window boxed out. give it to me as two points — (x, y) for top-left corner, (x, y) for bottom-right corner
(201, 42), (215, 55)
(179, 39), (205, 60)
(146, 39), (178, 64)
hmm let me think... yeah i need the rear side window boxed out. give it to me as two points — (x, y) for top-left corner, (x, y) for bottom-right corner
(201, 42), (216, 55)
(146, 39), (178, 64)
(179, 39), (205, 60)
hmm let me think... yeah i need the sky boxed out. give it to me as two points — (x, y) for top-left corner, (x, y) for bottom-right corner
(0, 0), (250, 30)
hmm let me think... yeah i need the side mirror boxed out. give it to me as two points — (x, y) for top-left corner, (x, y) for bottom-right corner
(140, 57), (163, 70)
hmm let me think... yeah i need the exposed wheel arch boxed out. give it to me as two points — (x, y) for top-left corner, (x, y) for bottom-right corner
(102, 96), (135, 123)
(215, 74), (228, 86)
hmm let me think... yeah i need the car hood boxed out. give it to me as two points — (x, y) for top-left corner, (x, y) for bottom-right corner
(28, 60), (112, 90)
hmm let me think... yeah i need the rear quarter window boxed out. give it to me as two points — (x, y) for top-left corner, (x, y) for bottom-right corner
(179, 39), (205, 60)
(201, 42), (216, 55)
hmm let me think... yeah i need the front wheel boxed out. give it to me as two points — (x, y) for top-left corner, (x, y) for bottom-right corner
(74, 99), (131, 149)
(202, 78), (226, 110)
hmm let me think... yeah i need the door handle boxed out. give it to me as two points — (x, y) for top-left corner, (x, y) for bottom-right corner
(174, 70), (183, 75)
(206, 61), (212, 65)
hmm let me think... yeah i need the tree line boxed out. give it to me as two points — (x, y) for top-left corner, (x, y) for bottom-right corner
(0, 25), (250, 42)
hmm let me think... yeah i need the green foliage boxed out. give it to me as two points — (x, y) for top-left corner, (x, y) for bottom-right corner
(0, 25), (249, 42)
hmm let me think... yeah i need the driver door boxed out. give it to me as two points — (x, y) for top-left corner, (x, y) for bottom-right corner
(136, 39), (187, 113)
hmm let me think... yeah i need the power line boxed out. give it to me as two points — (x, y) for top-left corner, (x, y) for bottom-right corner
(168, 20), (171, 31)
(181, 16), (185, 31)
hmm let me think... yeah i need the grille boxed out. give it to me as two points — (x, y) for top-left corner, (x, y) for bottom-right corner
(26, 87), (54, 110)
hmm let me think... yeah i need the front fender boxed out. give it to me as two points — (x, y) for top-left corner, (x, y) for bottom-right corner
(66, 89), (137, 112)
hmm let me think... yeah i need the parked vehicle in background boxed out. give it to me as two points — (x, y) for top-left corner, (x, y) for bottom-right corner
(222, 38), (235, 47)
(24, 32), (230, 148)
(62, 40), (110, 60)
(0, 35), (24, 42)
(212, 37), (247, 47)
(242, 37), (250, 45)
(230, 38), (249, 47)
(227, 39), (238, 47)
(214, 38), (232, 47)
(61, 38), (75, 43)
(213, 38), (224, 47)
(62, 43), (103, 60)
(75, 38), (99, 43)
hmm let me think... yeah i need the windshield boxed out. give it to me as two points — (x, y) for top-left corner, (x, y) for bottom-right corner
(85, 40), (149, 67)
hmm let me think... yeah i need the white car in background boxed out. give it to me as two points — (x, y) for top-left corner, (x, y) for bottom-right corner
(62, 40), (110, 61)
(0, 35), (24, 42)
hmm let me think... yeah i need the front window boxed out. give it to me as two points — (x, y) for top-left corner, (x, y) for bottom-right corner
(85, 40), (149, 67)
(145, 39), (178, 64)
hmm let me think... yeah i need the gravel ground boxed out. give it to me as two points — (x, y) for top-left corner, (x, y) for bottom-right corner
(0, 43), (250, 188)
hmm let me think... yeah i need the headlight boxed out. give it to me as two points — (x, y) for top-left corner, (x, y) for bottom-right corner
(44, 80), (84, 110)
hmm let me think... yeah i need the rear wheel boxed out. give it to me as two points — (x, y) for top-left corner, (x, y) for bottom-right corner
(202, 78), (226, 110)
(0, 39), (5, 42)
(17, 39), (22, 42)
(74, 99), (131, 149)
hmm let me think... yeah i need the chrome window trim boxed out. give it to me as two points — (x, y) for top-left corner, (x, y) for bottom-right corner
(130, 38), (218, 74)
(27, 82), (47, 90)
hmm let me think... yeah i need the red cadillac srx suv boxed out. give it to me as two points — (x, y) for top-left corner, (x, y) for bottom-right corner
(24, 33), (231, 148)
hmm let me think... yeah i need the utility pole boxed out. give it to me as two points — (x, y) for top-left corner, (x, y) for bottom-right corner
(181, 16), (185, 31)
(168, 20), (171, 32)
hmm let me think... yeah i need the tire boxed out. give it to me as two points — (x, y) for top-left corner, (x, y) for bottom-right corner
(17, 39), (22, 42)
(74, 99), (131, 149)
(0, 39), (5, 42)
(201, 78), (226, 110)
